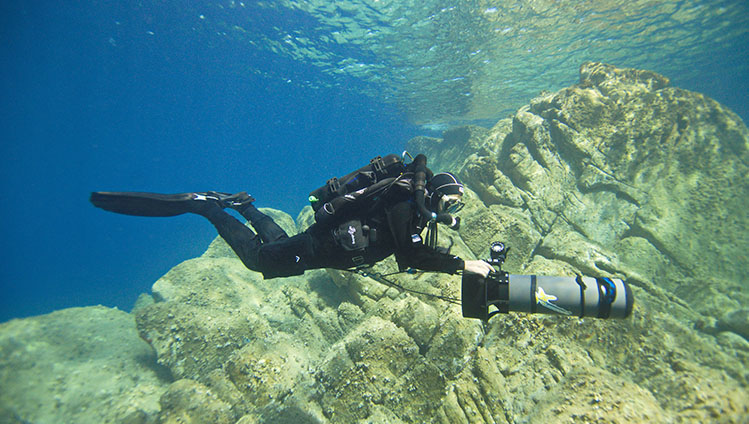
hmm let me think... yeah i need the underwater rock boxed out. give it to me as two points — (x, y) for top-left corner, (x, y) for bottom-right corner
(718, 309), (749, 340)
(157, 379), (234, 424)
(315, 316), (447, 422)
(422, 125), (492, 173)
(131, 62), (748, 423)
(405, 61), (748, 422)
(410, 61), (749, 319)
(134, 257), (272, 380)
(9, 62), (747, 423)
(525, 367), (667, 422)
(0, 306), (168, 424)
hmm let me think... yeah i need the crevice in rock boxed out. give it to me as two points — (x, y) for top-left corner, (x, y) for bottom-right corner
(527, 213), (561, 265)
(522, 127), (553, 170)
(496, 132), (521, 173)
(453, 388), (476, 422)
(558, 211), (592, 240)
(527, 236), (546, 266)
(618, 271), (693, 312)
(548, 119), (589, 177)
(591, 259), (620, 277)
(620, 224), (693, 277)
(563, 190), (586, 209)
(136, 352), (175, 384)
(420, 308), (449, 357)
(579, 183), (641, 207)
(519, 193), (557, 238)
(588, 161), (636, 189)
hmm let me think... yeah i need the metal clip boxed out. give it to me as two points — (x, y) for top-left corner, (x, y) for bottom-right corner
(370, 156), (385, 174)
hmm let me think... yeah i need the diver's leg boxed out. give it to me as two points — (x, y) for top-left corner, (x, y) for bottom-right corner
(234, 203), (289, 243)
(90, 190), (278, 270)
(199, 204), (262, 271)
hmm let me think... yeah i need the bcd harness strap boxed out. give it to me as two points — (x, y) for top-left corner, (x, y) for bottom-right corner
(314, 173), (412, 225)
(326, 177), (341, 194)
(309, 154), (407, 217)
(370, 155), (386, 174)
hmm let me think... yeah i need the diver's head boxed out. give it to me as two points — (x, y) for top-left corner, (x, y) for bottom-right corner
(427, 172), (464, 214)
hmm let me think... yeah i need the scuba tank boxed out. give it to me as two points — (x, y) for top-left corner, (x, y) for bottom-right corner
(308, 154), (408, 225)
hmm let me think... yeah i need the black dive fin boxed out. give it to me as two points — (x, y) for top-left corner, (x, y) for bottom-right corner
(90, 191), (217, 217)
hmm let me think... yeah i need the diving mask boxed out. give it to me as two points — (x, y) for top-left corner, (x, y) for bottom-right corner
(440, 194), (464, 214)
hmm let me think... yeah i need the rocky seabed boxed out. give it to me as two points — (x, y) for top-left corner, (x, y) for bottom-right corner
(1, 63), (747, 423)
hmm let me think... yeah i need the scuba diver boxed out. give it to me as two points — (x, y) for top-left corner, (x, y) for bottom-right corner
(92, 153), (633, 321)
(90, 154), (494, 280)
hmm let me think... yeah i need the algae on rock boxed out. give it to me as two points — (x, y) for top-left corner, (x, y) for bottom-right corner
(0, 307), (168, 424)
(2, 62), (747, 423)
(131, 62), (749, 423)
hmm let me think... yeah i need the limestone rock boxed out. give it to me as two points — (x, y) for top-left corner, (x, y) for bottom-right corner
(526, 367), (668, 423)
(0, 307), (168, 424)
(315, 316), (446, 422)
(157, 379), (235, 424)
(719, 309), (749, 340)
(409, 61), (749, 320)
(404, 61), (748, 422)
(130, 62), (747, 423)
(7, 62), (747, 423)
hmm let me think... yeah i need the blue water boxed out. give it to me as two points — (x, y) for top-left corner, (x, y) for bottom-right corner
(1, 1), (747, 322)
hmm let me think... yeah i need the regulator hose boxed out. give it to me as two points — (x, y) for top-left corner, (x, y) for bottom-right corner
(412, 154), (459, 229)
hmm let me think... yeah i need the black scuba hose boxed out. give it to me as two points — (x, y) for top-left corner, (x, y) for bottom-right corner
(412, 154), (434, 220)
(356, 269), (462, 305)
(412, 154), (459, 229)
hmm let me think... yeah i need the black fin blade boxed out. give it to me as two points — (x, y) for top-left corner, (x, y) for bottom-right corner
(89, 191), (194, 217)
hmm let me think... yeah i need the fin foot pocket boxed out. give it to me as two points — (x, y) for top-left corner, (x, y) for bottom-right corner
(222, 191), (255, 209)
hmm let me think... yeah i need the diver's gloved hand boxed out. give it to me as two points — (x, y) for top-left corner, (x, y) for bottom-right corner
(463, 260), (494, 277)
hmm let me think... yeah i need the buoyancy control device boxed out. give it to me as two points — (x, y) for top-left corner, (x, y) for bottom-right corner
(308, 154), (411, 225)
(309, 153), (463, 260)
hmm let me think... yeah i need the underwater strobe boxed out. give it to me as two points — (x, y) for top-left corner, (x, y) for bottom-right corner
(462, 242), (634, 321)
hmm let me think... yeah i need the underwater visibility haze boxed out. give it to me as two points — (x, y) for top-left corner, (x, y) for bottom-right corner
(1, 0), (746, 322)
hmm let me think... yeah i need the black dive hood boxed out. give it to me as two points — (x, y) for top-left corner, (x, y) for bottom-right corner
(412, 154), (460, 229)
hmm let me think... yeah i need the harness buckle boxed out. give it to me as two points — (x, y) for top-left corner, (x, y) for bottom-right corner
(327, 177), (341, 194)
(370, 156), (385, 174)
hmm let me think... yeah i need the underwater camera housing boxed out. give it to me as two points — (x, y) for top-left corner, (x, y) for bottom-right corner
(462, 242), (634, 321)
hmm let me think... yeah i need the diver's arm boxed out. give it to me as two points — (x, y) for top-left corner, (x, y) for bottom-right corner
(387, 201), (465, 273)
(463, 260), (494, 277)
(396, 243), (465, 274)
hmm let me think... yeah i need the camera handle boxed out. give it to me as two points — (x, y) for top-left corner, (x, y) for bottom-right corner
(479, 241), (512, 319)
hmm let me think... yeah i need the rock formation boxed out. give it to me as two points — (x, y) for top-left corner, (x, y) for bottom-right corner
(0, 307), (167, 424)
(1, 62), (747, 423)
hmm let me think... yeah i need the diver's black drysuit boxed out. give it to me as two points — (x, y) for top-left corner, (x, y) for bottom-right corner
(202, 190), (464, 279)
